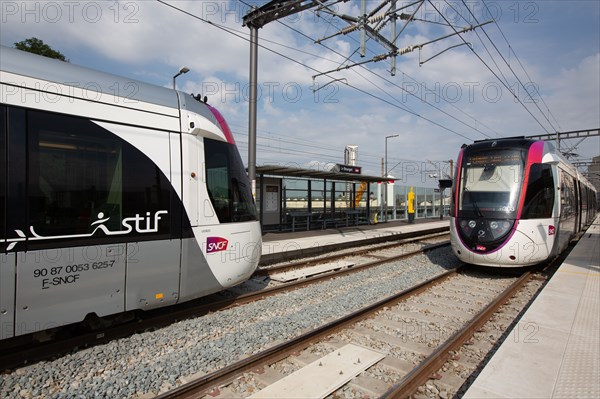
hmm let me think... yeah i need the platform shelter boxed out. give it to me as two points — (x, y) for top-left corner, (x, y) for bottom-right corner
(255, 165), (393, 232)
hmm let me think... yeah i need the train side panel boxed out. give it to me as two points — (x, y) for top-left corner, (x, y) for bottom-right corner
(0, 46), (261, 339)
(14, 245), (127, 336)
(0, 254), (16, 340)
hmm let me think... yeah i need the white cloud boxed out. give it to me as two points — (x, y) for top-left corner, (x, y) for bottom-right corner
(2, 0), (598, 176)
(545, 53), (600, 130)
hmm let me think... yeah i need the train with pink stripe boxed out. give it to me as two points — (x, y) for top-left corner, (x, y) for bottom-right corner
(450, 137), (597, 267)
(1, 46), (261, 340)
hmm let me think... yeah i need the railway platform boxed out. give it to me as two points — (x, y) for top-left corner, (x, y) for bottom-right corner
(260, 218), (449, 265)
(465, 216), (600, 398)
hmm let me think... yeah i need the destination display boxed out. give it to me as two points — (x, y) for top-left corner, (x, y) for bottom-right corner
(466, 150), (523, 167)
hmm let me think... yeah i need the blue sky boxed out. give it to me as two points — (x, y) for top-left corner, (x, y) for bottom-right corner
(1, 0), (598, 186)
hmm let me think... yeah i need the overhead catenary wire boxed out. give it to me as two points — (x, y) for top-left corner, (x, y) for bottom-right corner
(481, 0), (563, 134)
(231, 129), (419, 173)
(160, 0), (573, 169)
(426, 0), (551, 134)
(158, 0), (486, 143)
(294, 9), (502, 138)
(278, 16), (495, 139)
(457, 0), (562, 134)
(229, 125), (416, 172)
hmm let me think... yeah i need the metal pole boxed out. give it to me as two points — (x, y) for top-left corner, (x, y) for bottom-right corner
(439, 163), (443, 220)
(360, 0), (366, 57)
(385, 139), (388, 222)
(384, 134), (399, 222)
(248, 25), (258, 200)
(390, 0), (397, 76)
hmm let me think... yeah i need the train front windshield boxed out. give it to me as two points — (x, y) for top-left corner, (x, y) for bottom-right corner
(458, 149), (526, 219)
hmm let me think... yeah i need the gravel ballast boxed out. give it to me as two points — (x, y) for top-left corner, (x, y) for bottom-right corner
(1, 248), (457, 399)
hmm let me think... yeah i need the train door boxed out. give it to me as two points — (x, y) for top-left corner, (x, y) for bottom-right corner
(95, 122), (181, 312)
(0, 105), (16, 339)
(10, 110), (129, 337)
(578, 180), (589, 230)
(179, 131), (225, 301)
(181, 132), (219, 227)
(574, 178), (581, 232)
(181, 132), (200, 227)
(557, 168), (577, 252)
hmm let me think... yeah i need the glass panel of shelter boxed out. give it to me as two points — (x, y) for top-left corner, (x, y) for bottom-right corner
(279, 177), (374, 230)
(271, 174), (449, 231)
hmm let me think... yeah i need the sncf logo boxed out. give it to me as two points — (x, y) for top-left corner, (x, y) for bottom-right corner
(207, 237), (228, 253)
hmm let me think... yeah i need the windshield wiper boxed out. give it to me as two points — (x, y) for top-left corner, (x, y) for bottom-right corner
(464, 187), (484, 218)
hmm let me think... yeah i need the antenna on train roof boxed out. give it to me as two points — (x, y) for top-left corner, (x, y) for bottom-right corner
(192, 94), (208, 104)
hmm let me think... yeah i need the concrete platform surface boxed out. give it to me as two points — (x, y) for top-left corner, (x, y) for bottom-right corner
(464, 217), (600, 398)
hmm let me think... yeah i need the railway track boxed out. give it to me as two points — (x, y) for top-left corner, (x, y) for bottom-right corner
(1, 228), (583, 398)
(0, 230), (449, 372)
(156, 267), (546, 399)
(253, 232), (448, 277)
(231, 232), (449, 294)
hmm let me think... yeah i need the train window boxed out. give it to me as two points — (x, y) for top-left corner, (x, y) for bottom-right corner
(522, 164), (554, 219)
(559, 171), (576, 219)
(204, 138), (257, 223)
(0, 106), (5, 250)
(26, 110), (170, 248)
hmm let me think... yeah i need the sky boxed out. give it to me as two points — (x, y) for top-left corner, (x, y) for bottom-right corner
(1, 0), (599, 187)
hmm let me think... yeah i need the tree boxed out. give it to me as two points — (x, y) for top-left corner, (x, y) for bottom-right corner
(14, 37), (68, 62)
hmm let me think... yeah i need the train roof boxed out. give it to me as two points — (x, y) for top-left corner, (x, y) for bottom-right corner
(0, 45), (178, 109)
(465, 137), (537, 151)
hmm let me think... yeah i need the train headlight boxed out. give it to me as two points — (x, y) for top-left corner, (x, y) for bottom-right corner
(459, 219), (477, 236)
(488, 220), (511, 239)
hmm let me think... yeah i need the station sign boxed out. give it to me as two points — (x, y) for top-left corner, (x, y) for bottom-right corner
(335, 164), (362, 174)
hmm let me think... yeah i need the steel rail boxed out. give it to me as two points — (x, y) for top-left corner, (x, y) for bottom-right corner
(0, 239), (449, 372)
(260, 226), (449, 265)
(255, 231), (450, 276)
(156, 269), (459, 399)
(382, 269), (534, 398)
(228, 241), (449, 307)
(382, 236), (579, 398)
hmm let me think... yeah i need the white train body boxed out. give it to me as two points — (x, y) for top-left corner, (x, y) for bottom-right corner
(0, 46), (261, 339)
(450, 138), (597, 267)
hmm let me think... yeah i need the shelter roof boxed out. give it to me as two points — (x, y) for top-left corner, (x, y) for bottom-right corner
(256, 165), (393, 183)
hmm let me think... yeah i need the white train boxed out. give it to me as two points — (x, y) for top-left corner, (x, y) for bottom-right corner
(450, 137), (597, 267)
(0, 46), (261, 339)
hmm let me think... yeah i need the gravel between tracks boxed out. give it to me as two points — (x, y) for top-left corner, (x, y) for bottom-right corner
(0, 247), (457, 399)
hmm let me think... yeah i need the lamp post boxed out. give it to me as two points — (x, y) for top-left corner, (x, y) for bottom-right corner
(172, 66), (190, 90)
(384, 134), (399, 222)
